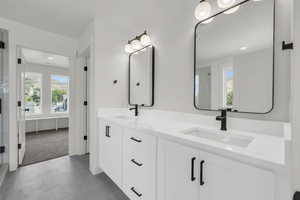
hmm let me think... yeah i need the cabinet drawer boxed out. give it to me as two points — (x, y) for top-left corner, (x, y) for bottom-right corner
(123, 128), (156, 160)
(123, 160), (155, 200)
(123, 128), (157, 200)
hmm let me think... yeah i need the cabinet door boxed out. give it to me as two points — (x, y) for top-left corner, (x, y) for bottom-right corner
(99, 120), (123, 186)
(199, 151), (275, 200)
(159, 140), (200, 200)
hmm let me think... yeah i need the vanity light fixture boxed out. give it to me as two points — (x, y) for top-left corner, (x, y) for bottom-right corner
(131, 39), (143, 50)
(125, 43), (134, 53)
(124, 31), (152, 53)
(217, 0), (236, 8)
(140, 34), (151, 46)
(202, 17), (214, 24)
(195, 0), (212, 21)
(240, 46), (248, 50)
(224, 5), (240, 14)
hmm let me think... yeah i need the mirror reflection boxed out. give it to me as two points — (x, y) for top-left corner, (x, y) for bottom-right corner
(194, 0), (274, 113)
(129, 46), (154, 106)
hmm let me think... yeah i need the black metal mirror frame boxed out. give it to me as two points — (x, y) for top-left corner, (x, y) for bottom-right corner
(193, 0), (275, 114)
(128, 45), (155, 107)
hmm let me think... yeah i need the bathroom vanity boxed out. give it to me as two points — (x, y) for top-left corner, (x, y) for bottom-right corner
(97, 109), (292, 200)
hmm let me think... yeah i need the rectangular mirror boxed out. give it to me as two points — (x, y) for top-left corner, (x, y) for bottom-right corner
(194, 0), (274, 114)
(129, 46), (155, 107)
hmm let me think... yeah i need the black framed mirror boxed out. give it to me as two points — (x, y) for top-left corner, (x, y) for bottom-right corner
(129, 45), (155, 107)
(194, 0), (275, 114)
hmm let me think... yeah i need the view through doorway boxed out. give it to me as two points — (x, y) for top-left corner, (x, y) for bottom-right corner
(17, 47), (71, 166)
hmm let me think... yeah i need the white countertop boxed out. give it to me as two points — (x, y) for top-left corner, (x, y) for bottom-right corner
(97, 108), (291, 173)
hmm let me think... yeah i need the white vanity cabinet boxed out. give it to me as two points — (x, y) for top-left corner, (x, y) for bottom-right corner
(157, 139), (201, 200)
(98, 120), (123, 186)
(158, 139), (276, 200)
(122, 128), (157, 200)
(97, 116), (288, 200)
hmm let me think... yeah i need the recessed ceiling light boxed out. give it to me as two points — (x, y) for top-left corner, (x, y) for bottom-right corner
(47, 56), (54, 60)
(240, 46), (248, 50)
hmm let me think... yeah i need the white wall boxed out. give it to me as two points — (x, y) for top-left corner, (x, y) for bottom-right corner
(89, 0), (292, 174)
(291, 0), (300, 192)
(92, 0), (291, 121)
(0, 17), (77, 171)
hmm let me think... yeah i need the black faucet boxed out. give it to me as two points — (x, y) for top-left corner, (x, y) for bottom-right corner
(129, 104), (139, 116)
(216, 109), (227, 131)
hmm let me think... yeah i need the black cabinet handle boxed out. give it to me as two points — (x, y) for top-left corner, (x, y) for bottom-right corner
(130, 137), (142, 143)
(191, 157), (196, 181)
(131, 159), (143, 167)
(200, 160), (205, 186)
(130, 187), (142, 197)
(105, 126), (111, 137)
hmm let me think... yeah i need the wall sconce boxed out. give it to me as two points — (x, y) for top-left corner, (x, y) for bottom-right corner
(124, 31), (152, 53)
(195, 0), (241, 23)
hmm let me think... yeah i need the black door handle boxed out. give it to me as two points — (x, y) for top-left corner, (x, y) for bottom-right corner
(200, 160), (205, 186)
(131, 159), (143, 167)
(105, 126), (111, 137)
(130, 137), (142, 143)
(130, 187), (142, 197)
(191, 157), (196, 181)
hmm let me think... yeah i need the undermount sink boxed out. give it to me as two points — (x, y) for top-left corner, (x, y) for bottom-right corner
(181, 128), (254, 148)
(114, 115), (133, 120)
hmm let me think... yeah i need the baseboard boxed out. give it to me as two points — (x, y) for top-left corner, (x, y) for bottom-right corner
(90, 166), (102, 175)
(294, 192), (300, 200)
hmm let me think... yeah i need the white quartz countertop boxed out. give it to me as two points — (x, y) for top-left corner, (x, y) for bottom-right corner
(97, 110), (291, 173)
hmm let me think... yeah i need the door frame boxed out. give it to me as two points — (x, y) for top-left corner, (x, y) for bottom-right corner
(15, 45), (78, 168)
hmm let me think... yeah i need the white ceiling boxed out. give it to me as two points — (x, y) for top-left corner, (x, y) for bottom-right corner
(0, 0), (97, 38)
(22, 48), (70, 68)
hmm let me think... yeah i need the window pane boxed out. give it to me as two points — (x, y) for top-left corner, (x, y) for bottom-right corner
(51, 75), (69, 113)
(224, 67), (233, 107)
(24, 73), (42, 114)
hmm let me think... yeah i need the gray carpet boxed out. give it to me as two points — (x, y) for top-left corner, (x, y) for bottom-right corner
(22, 129), (68, 166)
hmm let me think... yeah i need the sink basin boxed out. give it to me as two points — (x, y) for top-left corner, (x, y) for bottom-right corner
(114, 115), (133, 120)
(182, 128), (254, 148)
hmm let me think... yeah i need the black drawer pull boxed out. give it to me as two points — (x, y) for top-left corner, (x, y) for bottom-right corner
(131, 187), (142, 197)
(105, 126), (111, 137)
(130, 137), (142, 143)
(191, 157), (196, 182)
(200, 160), (205, 186)
(131, 159), (143, 167)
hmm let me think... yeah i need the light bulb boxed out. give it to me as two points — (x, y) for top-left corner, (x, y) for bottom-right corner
(125, 44), (134, 53)
(202, 17), (214, 24)
(195, 1), (212, 21)
(217, 0), (236, 8)
(140, 34), (151, 46)
(131, 39), (143, 50)
(224, 5), (240, 14)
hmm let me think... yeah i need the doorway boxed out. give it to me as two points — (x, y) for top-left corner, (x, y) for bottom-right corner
(17, 47), (71, 166)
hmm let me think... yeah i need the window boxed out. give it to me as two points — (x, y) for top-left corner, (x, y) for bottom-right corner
(51, 75), (69, 113)
(24, 72), (42, 114)
(223, 67), (233, 107)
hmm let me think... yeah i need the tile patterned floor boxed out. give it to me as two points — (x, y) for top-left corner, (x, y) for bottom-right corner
(0, 155), (129, 200)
